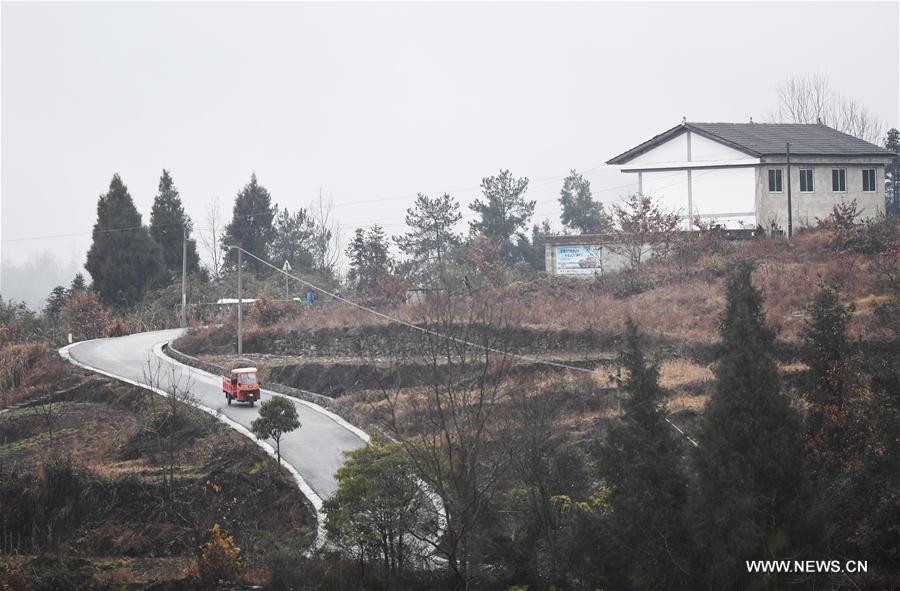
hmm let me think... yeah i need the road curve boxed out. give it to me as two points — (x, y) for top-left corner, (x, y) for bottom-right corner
(60, 328), (368, 544)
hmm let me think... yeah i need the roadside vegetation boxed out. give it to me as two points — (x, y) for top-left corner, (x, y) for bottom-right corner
(1, 116), (897, 589)
(0, 320), (315, 590)
(173, 212), (900, 590)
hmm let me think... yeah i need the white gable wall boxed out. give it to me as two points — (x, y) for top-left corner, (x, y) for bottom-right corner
(618, 129), (759, 229)
(690, 133), (751, 162)
(629, 131), (688, 165)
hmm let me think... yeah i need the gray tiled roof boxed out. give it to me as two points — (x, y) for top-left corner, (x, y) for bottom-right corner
(607, 122), (893, 164)
(688, 122), (892, 156)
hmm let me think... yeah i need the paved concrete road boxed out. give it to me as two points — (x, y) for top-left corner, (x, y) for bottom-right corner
(64, 328), (367, 500)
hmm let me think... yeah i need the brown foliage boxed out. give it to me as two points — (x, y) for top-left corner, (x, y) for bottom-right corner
(190, 523), (243, 589)
(61, 291), (109, 340)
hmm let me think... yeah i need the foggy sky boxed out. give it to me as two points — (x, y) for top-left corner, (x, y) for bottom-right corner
(2, 1), (898, 307)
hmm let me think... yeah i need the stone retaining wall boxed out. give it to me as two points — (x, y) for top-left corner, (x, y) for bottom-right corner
(163, 342), (336, 409)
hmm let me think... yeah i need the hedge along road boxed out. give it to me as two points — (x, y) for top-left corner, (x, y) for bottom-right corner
(59, 328), (369, 548)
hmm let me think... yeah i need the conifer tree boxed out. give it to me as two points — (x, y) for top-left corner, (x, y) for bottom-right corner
(601, 319), (690, 590)
(270, 207), (316, 273)
(469, 170), (533, 255)
(149, 169), (200, 277)
(43, 286), (68, 320)
(85, 174), (165, 307)
(394, 192), (462, 285)
(800, 284), (862, 472)
(559, 170), (611, 234)
(223, 173), (277, 278)
(68, 273), (87, 294)
(692, 260), (810, 587)
(346, 225), (393, 295)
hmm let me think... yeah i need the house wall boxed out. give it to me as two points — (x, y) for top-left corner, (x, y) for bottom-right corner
(642, 170), (690, 226)
(690, 133), (749, 162)
(690, 167), (756, 228)
(629, 131), (689, 165)
(630, 166), (756, 230)
(756, 158), (887, 231)
(619, 131), (758, 229)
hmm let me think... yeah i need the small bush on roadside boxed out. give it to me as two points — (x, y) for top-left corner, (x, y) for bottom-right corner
(251, 293), (292, 327)
(192, 523), (243, 589)
(61, 291), (109, 341)
(104, 317), (128, 337)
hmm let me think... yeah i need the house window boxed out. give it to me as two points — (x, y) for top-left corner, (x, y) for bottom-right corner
(799, 169), (814, 192)
(768, 169), (783, 192)
(832, 168), (847, 192)
(862, 168), (876, 192)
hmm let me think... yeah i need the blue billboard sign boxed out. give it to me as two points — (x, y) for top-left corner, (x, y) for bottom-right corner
(554, 245), (602, 275)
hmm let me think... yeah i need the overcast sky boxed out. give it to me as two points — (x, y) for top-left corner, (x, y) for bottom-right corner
(2, 1), (898, 306)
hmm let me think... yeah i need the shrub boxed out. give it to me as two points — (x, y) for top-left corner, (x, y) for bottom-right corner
(61, 291), (109, 340)
(195, 523), (243, 589)
(104, 318), (128, 337)
(251, 293), (291, 327)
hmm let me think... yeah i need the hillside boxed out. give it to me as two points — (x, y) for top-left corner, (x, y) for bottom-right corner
(175, 222), (899, 439)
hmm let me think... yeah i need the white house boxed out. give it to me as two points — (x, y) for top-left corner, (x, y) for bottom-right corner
(606, 121), (894, 232)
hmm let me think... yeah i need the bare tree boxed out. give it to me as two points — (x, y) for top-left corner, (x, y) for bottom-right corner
(371, 293), (516, 588)
(310, 188), (342, 278)
(608, 193), (682, 274)
(141, 355), (197, 504)
(34, 396), (59, 450)
(199, 196), (225, 281)
(772, 73), (884, 143)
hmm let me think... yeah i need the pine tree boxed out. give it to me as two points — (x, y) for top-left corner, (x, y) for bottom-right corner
(270, 207), (316, 274)
(223, 173), (277, 278)
(469, 170), (534, 255)
(559, 170), (611, 234)
(600, 319), (690, 590)
(394, 193), (462, 285)
(346, 225), (393, 295)
(69, 273), (87, 294)
(692, 260), (810, 587)
(43, 286), (68, 320)
(149, 169), (200, 277)
(801, 284), (862, 472)
(85, 174), (166, 307)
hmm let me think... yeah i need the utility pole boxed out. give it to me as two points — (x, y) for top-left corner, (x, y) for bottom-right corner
(237, 246), (243, 355)
(282, 259), (292, 301)
(786, 142), (793, 239)
(181, 224), (187, 327)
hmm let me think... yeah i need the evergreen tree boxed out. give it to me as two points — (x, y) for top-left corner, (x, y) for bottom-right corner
(346, 225), (393, 295)
(149, 169), (200, 277)
(559, 170), (611, 234)
(85, 174), (166, 307)
(68, 273), (87, 294)
(43, 286), (68, 320)
(692, 260), (811, 588)
(270, 207), (316, 274)
(884, 128), (899, 216)
(394, 193), (462, 285)
(469, 170), (534, 255)
(600, 319), (690, 590)
(800, 284), (863, 472)
(222, 174), (277, 278)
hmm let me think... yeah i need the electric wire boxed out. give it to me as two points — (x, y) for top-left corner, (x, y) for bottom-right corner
(228, 243), (701, 447)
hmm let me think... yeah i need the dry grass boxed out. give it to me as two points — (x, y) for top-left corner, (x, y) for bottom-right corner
(659, 359), (714, 388)
(213, 227), (891, 354)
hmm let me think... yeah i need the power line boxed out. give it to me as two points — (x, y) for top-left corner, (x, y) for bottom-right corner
(227, 243), (700, 448)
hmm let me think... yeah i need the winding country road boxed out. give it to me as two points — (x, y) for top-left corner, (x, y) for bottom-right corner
(60, 328), (368, 546)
